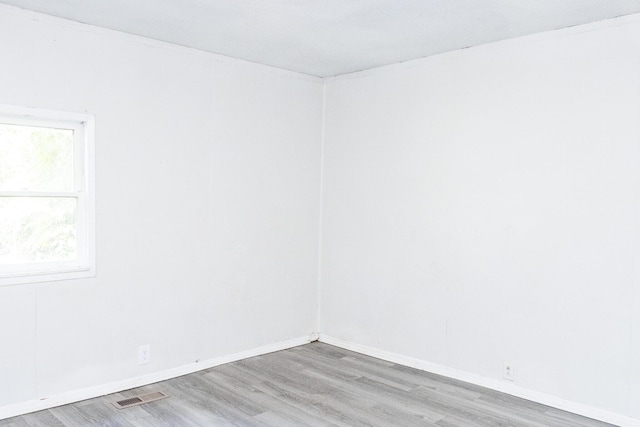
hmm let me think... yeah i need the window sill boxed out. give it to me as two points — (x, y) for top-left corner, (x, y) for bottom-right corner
(0, 266), (96, 286)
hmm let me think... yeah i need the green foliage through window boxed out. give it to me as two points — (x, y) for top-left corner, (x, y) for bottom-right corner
(0, 123), (77, 265)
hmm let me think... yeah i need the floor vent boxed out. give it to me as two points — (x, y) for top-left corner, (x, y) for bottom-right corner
(113, 391), (169, 409)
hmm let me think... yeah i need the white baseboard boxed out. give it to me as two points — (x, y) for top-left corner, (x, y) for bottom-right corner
(0, 335), (311, 420)
(318, 334), (638, 427)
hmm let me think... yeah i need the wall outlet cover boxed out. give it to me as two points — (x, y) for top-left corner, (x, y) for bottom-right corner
(139, 345), (151, 365)
(503, 362), (514, 381)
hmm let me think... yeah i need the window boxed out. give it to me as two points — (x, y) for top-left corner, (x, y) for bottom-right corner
(0, 105), (95, 286)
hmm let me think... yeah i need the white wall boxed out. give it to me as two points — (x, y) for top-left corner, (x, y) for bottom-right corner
(0, 5), (322, 411)
(320, 15), (640, 421)
(3, 3), (640, 424)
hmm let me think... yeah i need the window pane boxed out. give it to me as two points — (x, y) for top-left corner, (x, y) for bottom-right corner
(0, 197), (77, 265)
(0, 123), (74, 192)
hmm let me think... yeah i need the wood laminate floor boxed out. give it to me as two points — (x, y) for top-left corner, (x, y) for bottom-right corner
(0, 343), (615, 427)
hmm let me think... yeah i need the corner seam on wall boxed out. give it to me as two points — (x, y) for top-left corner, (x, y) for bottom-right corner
(315, 80), (327, 335)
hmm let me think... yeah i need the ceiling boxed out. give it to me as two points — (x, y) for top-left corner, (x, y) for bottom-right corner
(1, 0), (640, 77)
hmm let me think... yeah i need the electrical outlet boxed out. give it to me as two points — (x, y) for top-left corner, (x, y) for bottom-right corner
(503, 362), (514, 381)
(139, 345), (151, 365)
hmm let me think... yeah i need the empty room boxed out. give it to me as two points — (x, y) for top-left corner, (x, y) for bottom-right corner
(1, 1), (639, 426)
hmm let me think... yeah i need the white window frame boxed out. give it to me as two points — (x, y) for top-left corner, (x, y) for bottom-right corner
(0, 105), (95, 286)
